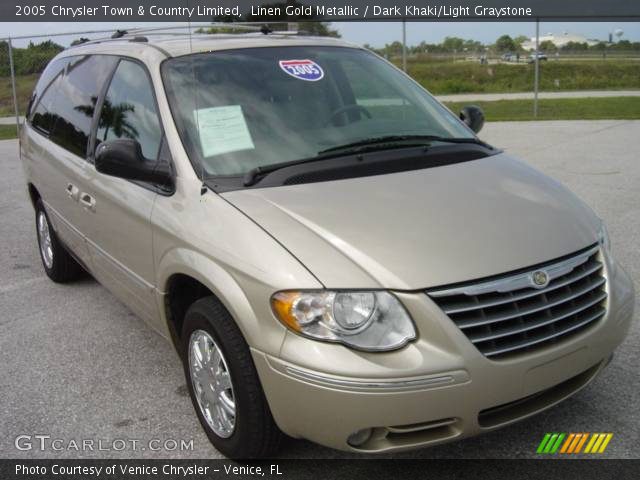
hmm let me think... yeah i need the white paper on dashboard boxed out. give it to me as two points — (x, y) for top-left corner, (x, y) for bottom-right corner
(194, 105), (255, 157)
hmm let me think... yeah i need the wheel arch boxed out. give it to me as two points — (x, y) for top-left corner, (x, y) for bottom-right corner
(157, 248), (287, 357)
(27, 182), (41, 209)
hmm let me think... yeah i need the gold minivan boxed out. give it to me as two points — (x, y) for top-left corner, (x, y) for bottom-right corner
(20, 32), (635, 458)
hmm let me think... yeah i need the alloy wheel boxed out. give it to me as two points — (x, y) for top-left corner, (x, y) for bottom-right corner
(37, 211), (54, 269)
(188, 330), (236, 438)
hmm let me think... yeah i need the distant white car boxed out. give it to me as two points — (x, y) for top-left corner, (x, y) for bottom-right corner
(528, 52), (548, 63)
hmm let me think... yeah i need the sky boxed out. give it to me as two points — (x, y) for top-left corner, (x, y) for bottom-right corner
(1, 21), (639, 48)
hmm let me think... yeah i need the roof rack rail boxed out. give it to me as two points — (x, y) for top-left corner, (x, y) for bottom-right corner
(134, 23), (263, 36)
(69, 23), (261, 45)
(66, 23), (310, 50)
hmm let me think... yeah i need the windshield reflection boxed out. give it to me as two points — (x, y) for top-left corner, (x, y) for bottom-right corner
(162, 46), (474, 177)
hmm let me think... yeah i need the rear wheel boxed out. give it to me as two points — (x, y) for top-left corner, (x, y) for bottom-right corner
(181, 296), (283, 459)
(35, 199), (83, 282)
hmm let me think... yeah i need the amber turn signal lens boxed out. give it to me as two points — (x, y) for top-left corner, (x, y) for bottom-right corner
(271, 291), (302, 332)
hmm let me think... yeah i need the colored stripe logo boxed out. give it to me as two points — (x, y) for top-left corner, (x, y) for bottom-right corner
(537, 433), (613, 454)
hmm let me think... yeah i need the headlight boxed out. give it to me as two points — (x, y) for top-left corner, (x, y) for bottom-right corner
(271, 290), (416, 351)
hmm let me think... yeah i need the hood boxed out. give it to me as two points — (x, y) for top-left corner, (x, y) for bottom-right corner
(222, 153), (601, 289)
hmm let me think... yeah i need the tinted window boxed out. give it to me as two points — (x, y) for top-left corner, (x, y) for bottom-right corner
(30, 74), (62, 136)
(27, 57), (70, 119)
(96, 60), (161, 160)
(48, 55), (118, 157)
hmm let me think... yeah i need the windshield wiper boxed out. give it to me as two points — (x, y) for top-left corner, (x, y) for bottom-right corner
(241, 144), (420, 187)
(241, 143), (415, 187)
(317, 135), (489, 155)
(242, 157), (326, 187)
(241, 135), (491, 187)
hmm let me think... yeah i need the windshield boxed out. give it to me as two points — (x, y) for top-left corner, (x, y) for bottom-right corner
(161, 46), (475, 177)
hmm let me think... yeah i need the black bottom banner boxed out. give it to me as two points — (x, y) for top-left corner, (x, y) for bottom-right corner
(1, 459), (638, 480)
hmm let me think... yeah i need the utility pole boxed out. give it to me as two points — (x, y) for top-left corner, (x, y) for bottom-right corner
(402, 20), (407, 72)
(534, 19), (540, 118)
(8, 38), (20, 137)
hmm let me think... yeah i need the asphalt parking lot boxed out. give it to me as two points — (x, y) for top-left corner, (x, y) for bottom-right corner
(1, 120), (638, 459)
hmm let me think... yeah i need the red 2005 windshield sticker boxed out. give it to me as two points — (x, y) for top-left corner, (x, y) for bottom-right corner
(278, 59), (324, 81)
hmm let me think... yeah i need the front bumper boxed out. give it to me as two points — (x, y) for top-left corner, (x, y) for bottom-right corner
(252, 261), (635, 453)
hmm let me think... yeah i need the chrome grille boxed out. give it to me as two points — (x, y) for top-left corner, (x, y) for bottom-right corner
(428, 245), (607, 359)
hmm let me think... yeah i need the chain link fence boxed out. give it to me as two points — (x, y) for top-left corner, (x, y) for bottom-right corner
(2, 22), (640, 138)
(0, 23), (273, 137)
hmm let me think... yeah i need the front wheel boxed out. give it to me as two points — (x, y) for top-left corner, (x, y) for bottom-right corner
(181, 296), (283, 459)
(35, 199), (83, 283)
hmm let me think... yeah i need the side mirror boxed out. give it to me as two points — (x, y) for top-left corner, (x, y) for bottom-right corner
(95, 139), (172, 186)
(460, 105), (485, 134)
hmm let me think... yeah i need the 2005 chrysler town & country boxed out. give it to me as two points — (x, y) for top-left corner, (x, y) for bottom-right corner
(20, 33), (635, 458)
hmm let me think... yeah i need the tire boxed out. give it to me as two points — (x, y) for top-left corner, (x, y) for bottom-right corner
(35, 199), (83, 283)
(181, 296), (283, 459)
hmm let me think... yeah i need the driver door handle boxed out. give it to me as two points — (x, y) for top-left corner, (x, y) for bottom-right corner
(66, 183), (79, 201)
(79, 192), (96, 212)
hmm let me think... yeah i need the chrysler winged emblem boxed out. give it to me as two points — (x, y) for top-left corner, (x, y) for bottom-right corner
(531, 270), (549, 288)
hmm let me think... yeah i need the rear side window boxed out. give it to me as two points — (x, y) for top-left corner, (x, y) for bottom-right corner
(30, 73), (63, 136)
(96, 60), (161, 160)
(27, 57), (70, 119)
(47, 55), (118, 158)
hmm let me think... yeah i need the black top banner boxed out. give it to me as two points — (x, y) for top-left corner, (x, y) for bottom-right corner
(2, 0), (640, 22)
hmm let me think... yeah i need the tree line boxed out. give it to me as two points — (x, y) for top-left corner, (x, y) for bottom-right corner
(0, 40), (64, 77)
(368, 34), (640, 58)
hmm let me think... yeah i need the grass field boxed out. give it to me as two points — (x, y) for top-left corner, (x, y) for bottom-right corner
(0, 74), (37, 117)
(0, 124), (19, 140)
(1, 60), (640, 117)
(405, 60), (640, 94)
(443, 97), (640, 121)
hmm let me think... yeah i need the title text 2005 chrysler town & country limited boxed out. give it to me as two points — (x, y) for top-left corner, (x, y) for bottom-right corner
(20, 33), (635, 458)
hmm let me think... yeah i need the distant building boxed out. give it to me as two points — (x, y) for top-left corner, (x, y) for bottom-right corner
(521, 32), (598, 50)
